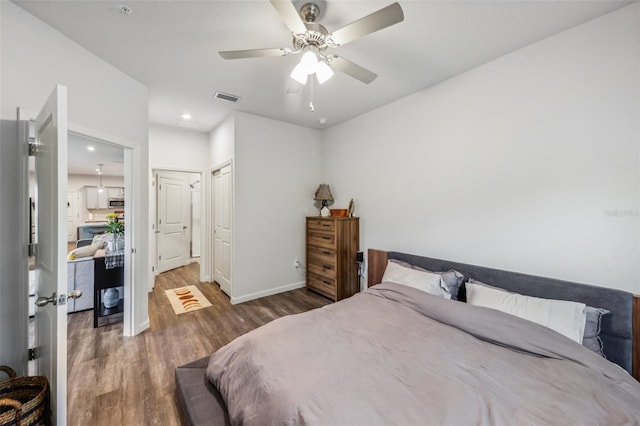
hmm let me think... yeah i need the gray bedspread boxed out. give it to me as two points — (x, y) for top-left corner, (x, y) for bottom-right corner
(206, 283), (640, 425)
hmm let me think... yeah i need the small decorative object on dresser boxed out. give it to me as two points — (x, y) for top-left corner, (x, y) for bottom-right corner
(313, 184), (334, 217)
(329, 209), (347, 217)
(347, 198), (355, 217)
(306, 216), (359, 301)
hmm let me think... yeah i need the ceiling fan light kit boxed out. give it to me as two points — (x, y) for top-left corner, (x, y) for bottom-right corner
(219, 0), (404, 91)
(290, 47), (334, 85)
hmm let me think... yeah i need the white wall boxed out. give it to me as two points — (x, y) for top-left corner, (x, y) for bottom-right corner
(207, 115), (235, 282)
(322, 4), (640, 294)
(209, 115), (235, 168)
(1, 0), (151, 373)
(149, 123), (209, 171)
(232, 112), (322, 302)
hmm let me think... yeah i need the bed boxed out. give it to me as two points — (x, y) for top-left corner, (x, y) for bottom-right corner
(175, 249), (640, 425)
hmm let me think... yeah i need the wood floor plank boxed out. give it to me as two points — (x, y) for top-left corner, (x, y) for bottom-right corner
(67, 262), (331, 425)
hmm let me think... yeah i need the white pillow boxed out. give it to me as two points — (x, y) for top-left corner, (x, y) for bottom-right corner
(466, 280), (587, 343)
(381, 260), (451, 299)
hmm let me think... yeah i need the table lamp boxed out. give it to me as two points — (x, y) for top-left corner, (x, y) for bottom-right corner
(314, 184), (333, 217)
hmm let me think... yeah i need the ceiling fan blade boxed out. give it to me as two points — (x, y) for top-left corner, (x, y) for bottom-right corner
(330, 56), (377, 84)
(330, 2), (404, 46)
(269, 0), (307, 34)
(219, 48), (291, 60)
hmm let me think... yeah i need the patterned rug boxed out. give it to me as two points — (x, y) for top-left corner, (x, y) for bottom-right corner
(165, 285), (212, 315)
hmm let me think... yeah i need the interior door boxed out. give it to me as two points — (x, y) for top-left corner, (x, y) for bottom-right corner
(157, 173), (189, 273)
(34, 85), (69, 425)
(214, 165), (232, 295)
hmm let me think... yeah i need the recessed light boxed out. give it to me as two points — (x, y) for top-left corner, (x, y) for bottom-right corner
(87, 146), (95, 151)
(318, 117), (327, 125)
(180, 113), (192, 121)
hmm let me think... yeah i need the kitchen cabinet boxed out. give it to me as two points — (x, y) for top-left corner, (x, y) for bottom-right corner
(108, 187), (124, 199)
(85, 187), (108, 209)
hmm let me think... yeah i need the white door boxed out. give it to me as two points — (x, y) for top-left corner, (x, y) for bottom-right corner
(157, 173), (189, 272)
(66, 192), (79, 242)
(213, 165), (232, 295)
(33, 85), (69, 425)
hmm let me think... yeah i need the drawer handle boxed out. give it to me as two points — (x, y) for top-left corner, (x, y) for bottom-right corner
(322, 224), (330, 227)
(322, 280), (332, 285)
(322, 236), (331, 240)
(323, 265), (333, 270)
(322, 251), (331, 255)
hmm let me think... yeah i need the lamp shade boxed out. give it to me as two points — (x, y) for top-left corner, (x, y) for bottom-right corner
(290, 63), (308, 85)
(315, 61), (334, 84)
(314, 184), (334, 202)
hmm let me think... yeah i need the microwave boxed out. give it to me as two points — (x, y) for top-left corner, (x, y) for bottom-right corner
(108, 198), (124, 208)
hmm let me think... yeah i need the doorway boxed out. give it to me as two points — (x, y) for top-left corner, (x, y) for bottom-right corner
(152, 169), (204, 278)
(27, 129), (130, 365)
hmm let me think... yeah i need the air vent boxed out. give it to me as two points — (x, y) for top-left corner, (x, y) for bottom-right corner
(214, 91), (240, 103)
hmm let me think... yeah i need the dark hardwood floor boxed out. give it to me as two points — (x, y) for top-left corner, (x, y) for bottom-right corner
(67, 263), (330, 425)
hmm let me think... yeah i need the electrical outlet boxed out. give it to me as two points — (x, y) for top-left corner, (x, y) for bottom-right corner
(293, 258), (299, 268)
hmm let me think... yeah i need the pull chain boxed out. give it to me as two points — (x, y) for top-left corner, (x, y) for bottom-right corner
(309, 75), (315, 112)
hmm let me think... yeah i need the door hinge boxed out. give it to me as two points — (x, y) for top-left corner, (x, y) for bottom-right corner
(159, 255), (162, 260)
(28, 243), (37, 257)
(28, 142), (38, 156)
(152, 266), (155, 272)
(28, 347), (39, 361)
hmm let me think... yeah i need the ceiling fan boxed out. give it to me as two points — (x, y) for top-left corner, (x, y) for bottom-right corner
(219, 0), (404, 85)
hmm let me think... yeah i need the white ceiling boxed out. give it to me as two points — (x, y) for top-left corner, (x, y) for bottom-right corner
(14, 0), (633, 132)
(68, 132), (124, 176)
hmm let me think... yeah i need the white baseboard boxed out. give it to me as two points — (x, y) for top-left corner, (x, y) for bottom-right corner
(134, 320), (150, 335)
(230, 281), (306, 305)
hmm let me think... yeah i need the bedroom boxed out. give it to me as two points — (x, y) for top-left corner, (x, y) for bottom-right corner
(1, 0), (639, 425)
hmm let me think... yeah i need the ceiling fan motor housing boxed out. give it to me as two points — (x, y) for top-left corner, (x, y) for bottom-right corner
(293, 22), (329, 52)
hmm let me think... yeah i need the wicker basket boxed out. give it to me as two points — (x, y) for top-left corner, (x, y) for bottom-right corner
(0, 366), (49, 426)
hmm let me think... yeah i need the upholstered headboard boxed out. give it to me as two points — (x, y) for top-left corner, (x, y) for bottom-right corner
(368, 249), (639, 380)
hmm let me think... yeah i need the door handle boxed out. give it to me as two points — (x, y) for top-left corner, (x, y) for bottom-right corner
(35, 292), (57, 307)
(36, 290), (82, 307)
(183, 226), (188, 229)
(68, 289), (82, 299)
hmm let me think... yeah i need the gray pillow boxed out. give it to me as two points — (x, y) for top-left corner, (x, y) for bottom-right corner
(388, 259), (464, 300)
(583, 306), (610, 357)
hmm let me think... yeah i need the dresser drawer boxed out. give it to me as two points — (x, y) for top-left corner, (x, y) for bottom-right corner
(308, 230), (335, 249)
(308, 254), (337, 279)
(307, 219), (335, 232)
(308, 246), (335, 261)
(307, 272), (336, 299)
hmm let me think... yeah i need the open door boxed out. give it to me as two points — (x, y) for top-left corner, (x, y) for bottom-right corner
(32, 85), (71, 425)
(157, 173), (189, 273)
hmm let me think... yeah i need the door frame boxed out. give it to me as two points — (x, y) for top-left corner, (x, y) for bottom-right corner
(210, 160), (233, 298)
(149, 166), (207, 288)
(66, 127), (136, 335)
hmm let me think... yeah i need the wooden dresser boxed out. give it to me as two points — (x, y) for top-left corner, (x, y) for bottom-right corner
(306, 216), (360, 301)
